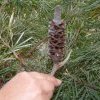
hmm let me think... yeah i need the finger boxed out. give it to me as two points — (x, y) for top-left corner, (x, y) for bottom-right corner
(37, 91), (53, 100)
(38, 95), (50, 100)
(41, 93), (53, 100)
(45, 91), (53, 99)
(29, 72), (61, 86)
(37, 78), (55, 93)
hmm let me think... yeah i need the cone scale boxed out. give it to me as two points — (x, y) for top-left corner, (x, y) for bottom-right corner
(48, 21), (65, 63)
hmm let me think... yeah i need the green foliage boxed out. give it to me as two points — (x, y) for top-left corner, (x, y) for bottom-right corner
(0, 0), (100, 99)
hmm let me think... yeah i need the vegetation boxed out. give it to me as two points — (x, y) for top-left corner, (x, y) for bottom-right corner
(0, 0), (100, 99)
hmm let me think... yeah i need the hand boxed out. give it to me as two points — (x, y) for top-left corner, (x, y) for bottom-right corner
(0, 71), (61, 100)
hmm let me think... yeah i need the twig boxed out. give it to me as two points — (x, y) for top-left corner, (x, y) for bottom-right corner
(51, 50), (72, 76)
(12, 51), (27, 67)
(0, 37), (26, 67)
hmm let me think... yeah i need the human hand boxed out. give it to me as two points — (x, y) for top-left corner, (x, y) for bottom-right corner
(0, 71), (61, 100)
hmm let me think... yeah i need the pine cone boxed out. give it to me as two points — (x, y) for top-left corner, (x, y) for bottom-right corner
(48, 20), (65, 64)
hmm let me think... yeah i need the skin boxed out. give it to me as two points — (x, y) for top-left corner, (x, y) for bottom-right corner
(0, 71), (61, 100)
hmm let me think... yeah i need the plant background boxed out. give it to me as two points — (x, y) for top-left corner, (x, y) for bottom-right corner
(0, 0), (100, 100)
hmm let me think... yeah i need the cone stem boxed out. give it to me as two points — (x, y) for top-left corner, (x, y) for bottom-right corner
(50, 50), (72, 76)
(51, 64), (58, 76)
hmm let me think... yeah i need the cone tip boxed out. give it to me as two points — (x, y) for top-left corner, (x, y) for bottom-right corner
(55, 5), (61, 10)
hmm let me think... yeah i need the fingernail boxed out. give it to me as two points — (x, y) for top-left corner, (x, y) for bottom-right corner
(56, 79), (62, 85)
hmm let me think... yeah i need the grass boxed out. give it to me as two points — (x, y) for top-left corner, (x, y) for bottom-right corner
(0, 0), (100, 99)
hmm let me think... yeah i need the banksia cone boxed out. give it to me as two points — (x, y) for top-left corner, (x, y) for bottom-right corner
(48, 5), (65, 64)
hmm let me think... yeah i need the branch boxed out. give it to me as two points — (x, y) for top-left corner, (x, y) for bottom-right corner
(51, 50), (72, 76)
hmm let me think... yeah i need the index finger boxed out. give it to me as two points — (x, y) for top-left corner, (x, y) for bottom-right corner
(29, 72), (62, 87)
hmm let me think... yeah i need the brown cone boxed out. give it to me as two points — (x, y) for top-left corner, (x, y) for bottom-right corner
(48, 20), (65, 64)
